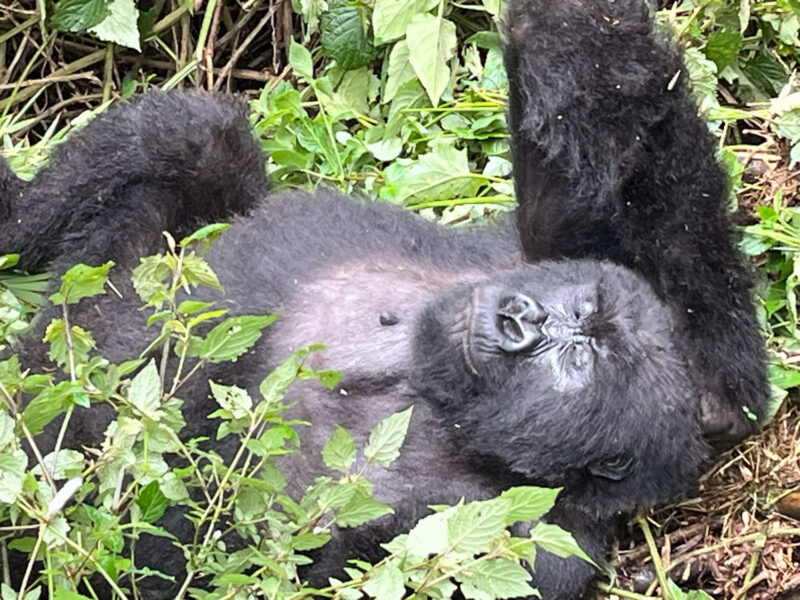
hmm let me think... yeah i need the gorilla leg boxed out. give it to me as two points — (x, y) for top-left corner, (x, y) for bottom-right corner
(0, 90), (267, 271)
(505, 0), (768, 446)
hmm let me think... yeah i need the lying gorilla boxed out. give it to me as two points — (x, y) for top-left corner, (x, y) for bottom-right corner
(0, 0), (768, 597)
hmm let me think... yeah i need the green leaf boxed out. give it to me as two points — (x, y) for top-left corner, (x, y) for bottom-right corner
(289, 40), (314, 80)
(336, 490), (393, 527)
(768, 363), (800, 390)
(385, 40), (417, 103)
(499, 486), (560, 525)
(291, 532), (331, 550)
(36, 449), (84, 480)
(182, 254), (222, 290)
(457, 557), (536, 600)
(44, 320), (96, 368)
(321, 2), (377, 70)
(381, 139), (482, 204)
(132, 254), (171, 305)
(448, 499), (509, 554)
(136, 481), (168, 523)
(363, 562), (405, 600)
(322, 426), (356, 472)
(128, 360), (161, 419)
(404, 509), (449, 556)
(529, 522), (596, 565)
(0, 255), (19, 270)
(364, 406), (413, 467)
(89, 0), (141, 51)
(51, 0), (109, 32)
(705, 29), (742, 71)
(0, 412), (14, 451)
(50, 262), (114, 305)
(372, 0), (436, 44)
(22, 381), (84, 435)
(259, 354), (301, 403)
(406, 13), (456, 105)
(0, 449), (28, 503)
(177, 300), (216, 315)
(53, 588), (92, 600)
(179, 222), (230, 249)
(198, 315), (277, 362)
(666, 580), (714, 600)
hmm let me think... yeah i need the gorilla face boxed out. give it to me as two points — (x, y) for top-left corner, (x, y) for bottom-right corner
(413, 259), (707, 498)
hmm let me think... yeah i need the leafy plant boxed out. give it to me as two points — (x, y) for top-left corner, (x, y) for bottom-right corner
(0, 227), (587, 598)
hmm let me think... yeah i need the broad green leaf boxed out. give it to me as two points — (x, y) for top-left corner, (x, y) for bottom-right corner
(210, 381), (253, 415)
(336, 490), (393, 527)
(322, 425), (356, 472)
(321, 1), (377, 70)
(500, 486), (560, 524)
(51, 0), (109, 32)
(385, 41), (417, 103)
(128, 360), (161, 418)
(0, 448), (27, 503)
(372, 0), (436, 44)
(364, 406), (413, 466)
(198, 314), (276, 362)
(529, 522), (596, 565)
(406, 13), (456, 105)
(36, 449), (84, 480)
(54, 588), (92, 600)
(89, 0), (141, 51)
(404, 509), (449, 556)
(481, 0), (500, 16)
(50, 262), (114, 305)
(666, 580), (714, 600)
(448, 499), (509, 553)
(291, 532), (331, 550)
(363, 562), (404, 600)
(22, 381), (84, 435)
(44, 320), (95, 368)
(132, 254), (171, 305)
(136, 481), (168, 523)
(259, 353), (302, 404)
(705, 29), (742, 71)
(182, 254), (222, 290)
(177, 300), (216, 315)
(289, 40), (314, 80)
(0, 412), (14, 451)
(0, 255), (19, 270)
(457, 557), (536, 600)
(381, 139), (482, 204)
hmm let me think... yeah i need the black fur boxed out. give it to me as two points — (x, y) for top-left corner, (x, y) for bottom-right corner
(0, 1), (767, 598)
(505, 0), (768, 446)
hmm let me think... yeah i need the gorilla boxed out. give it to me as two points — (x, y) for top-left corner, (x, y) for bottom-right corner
(0, 0), (768, 597)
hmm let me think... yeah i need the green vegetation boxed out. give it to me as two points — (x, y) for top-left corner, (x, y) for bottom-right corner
(0, 0), (799, 598)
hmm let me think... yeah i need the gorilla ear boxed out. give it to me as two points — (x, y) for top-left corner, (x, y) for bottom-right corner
(588, 453), (635, 481)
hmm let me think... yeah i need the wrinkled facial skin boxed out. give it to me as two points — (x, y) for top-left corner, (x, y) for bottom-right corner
(413, 259), (712, 514)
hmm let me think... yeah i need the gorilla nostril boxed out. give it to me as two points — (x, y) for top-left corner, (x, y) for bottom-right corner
(498, 293), (548, 323)
(495, 293), (548, 352)
(575, 299), (596, 320)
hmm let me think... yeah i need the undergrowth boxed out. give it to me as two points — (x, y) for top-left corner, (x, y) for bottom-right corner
(1, 0), (800, 598)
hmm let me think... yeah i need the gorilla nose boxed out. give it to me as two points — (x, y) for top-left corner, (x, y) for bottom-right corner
(496, 293), (547, 353)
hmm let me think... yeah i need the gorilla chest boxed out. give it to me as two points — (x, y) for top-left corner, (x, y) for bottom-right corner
(268, 259), (474, 378)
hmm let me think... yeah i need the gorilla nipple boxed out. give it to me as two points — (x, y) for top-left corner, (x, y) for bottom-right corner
(380, 311), (399, 326)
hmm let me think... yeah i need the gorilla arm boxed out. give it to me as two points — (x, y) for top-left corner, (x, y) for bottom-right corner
(0, 91), (268, 271)
(504, 0), (769, 446)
